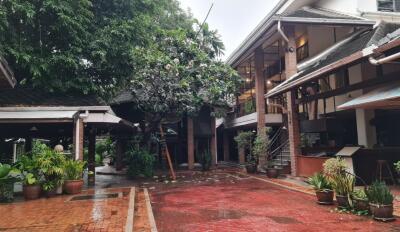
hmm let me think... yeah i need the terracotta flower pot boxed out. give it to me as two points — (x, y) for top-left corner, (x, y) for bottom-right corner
(64, 180), (84, 195)
(23, 184), (41, 200)
(336, 195), (351, 209)
(315, 190), (334, 205)
(354, 198), (369, 212)
(245, 164), (257, 173)
(369, 203), (395, 222)
(44, 189), (58, 198)
(266, 168), (279, 178)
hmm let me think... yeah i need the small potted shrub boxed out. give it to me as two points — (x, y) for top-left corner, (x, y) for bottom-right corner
(22, 173), (41, 200)
(64, 159), (86, 194)
(366, 181), (394, 222)
(16, 155), (42, 200)
(36, 146), (66, 197)
(352, 189), (369, 212)
(394, 161), (400, 183)
(196, 151), (212, 171)
(323, 157), (354, 208)
(332, 173), (355, 209)
(308, 173), (333, 205)
(0, 163), (20, 203)
(234, 131), (255, 173)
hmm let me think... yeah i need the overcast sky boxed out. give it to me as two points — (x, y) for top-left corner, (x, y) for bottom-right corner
(177, 0), (280, 60)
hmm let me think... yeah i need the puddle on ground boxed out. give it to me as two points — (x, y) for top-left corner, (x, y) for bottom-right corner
(200, 209), (247, 220)
(69, 193), (120, 201)
(267, 216), (300, 224)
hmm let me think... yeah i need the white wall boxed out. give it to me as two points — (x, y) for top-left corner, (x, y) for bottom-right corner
(315, 0), (360, 15)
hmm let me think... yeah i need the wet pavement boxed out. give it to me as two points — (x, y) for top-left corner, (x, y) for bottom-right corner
(0, 188), (131, 232)
(150, 171), (400, 232)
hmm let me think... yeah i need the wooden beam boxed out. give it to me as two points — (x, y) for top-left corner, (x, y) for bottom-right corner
(297, 70), (400, 104)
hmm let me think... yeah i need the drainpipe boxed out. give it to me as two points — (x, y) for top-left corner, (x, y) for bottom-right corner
(369, 52), (400, 65)
(277, 20), (289, 43)
(79, 110), (89, 119)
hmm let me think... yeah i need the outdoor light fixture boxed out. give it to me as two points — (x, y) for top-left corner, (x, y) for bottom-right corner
(245, 78), (251, 83)
(267, 80), (272, 85)
(29, 126), (38, 132)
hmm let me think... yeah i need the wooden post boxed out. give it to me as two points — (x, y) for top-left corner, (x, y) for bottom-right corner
(187, 117), (195, 170)
(284, 25), (301, 176)
(210, 117), (217, 167)
(88, 128), (96, 186)
(238, 130), (246, 164)
(159, 125), (176, 180)
(223, 130), (230, 162)
(255, 47), (266, 168)
(115, 139), (125, 171)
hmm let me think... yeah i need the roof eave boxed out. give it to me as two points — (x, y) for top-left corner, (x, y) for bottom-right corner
(278, 17), (376, 26)
(226, 0), (289, 66)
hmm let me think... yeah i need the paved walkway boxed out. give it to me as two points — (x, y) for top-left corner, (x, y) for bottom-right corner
(0, 188), (132, 232)
(150, 171), (400, 232)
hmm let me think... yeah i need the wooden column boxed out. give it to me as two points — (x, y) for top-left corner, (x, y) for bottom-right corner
(115, 139), (125, 171)
(255, 47), (266, 168)
(223, 130), (230, 162)
(284, 26), (301, 176)
(187, 117), (195, 170)
(73, 117), (84, 161)
(238, 131), (246, 165)
(210, 117), (217, 167)
(88, 128), (96, 186)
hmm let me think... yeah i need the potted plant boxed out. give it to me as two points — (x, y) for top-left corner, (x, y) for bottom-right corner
(323, 157), (354, 209)
(234, 131), (255, 173)
(308, 172), (334, 205)
(36, 145), (66, 197)
(252, 128), (275, 177)
(0, 163), (20, 203)
(352, 189), (369, 212)
(394, 161), (400, 183)
(196, 150), (212, 171)
(64, 159), (86, 194)
(16, 155), (42, 200)
(366, 181), (394, 222)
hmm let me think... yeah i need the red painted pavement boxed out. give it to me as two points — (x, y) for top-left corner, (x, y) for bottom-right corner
(150, 174), (400, 232)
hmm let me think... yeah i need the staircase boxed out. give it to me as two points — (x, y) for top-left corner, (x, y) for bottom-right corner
(267, 127), (291, 174)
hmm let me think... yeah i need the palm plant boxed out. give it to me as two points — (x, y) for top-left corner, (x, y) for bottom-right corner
(64, 159), (86, 181)
(36, 147), (66, 191)
(308, 172), (332, 192)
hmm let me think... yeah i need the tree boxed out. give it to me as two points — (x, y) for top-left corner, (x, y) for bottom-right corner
(129, 28), (241, 129)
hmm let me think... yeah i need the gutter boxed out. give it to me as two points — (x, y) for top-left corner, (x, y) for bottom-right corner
(369, 50), (400, 65)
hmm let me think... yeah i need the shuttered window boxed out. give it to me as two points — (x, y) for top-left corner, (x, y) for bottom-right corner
(377, 0), (400, 12)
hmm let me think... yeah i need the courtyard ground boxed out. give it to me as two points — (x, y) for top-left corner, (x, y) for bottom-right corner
(1, 168), (400, 231)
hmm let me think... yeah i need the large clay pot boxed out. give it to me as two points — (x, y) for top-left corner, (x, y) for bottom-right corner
(245, 164), (257, 173)
(64, 180), (84, 195)
(369, 203), (395, 222)
(354, 198), (369, 212)
(315, 190), (334, 205)
(23, 184), (41, 200)
(266, 168), (279, 178)
(336, 195), (351, 209)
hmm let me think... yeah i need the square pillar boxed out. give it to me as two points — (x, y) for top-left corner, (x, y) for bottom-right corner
(73, 117), (84, 161)
(255, 47), (266, 168)
(210, 117), (217, 167)
(356, 109), (377, 148)
(88, 128), (96, 186)
(238, 130), (246, 164)
(115, 139), (126, 171)
(223, 130), (230, 162)
(187, 117), (195, 170)
(284, 26), (301, 176)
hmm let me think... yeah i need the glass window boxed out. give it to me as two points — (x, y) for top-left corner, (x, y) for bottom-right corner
(377, 0), (400, 12)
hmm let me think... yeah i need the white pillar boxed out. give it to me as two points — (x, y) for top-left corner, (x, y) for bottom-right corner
(356, 109), (377, 148)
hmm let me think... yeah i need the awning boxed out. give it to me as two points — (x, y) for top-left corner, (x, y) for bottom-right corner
(0, 110), (77, 123)
(338, 82), (400, 110)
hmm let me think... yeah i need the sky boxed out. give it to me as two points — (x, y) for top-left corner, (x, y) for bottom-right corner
(177, 0), (280, 60)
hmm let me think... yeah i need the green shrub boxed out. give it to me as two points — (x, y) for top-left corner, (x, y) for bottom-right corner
(0, 163), (21, 202)
(196, 150), (212, 171)
(352, 189), (368, 201)
(307, 172), (332, 192)
(35, 145), (66, 191)
(64, 160), (86, 180)
(366, 181), (394, 205)
(126, 147), (155, 178)
(16, 155), (41, 186)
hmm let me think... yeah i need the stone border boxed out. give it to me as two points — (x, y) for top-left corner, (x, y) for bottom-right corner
(144, 188), (158, 232)
(125, 187), (135, 232)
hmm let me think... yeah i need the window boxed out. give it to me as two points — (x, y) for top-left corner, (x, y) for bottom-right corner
(377, 0), (400, 12)
(297, 43), (309, 62)
(334, 69), (349, 89)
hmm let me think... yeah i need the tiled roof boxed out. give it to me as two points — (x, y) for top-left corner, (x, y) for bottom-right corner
(281, 7), (363, 20)
(267, 22), (400, 97)
(0, 88), (106, 107)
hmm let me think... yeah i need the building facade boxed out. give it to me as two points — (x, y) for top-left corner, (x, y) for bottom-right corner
(222, 0), (400, 181)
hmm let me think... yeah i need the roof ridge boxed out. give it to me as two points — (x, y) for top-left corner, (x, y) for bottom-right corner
(306, 7), (366, 20)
